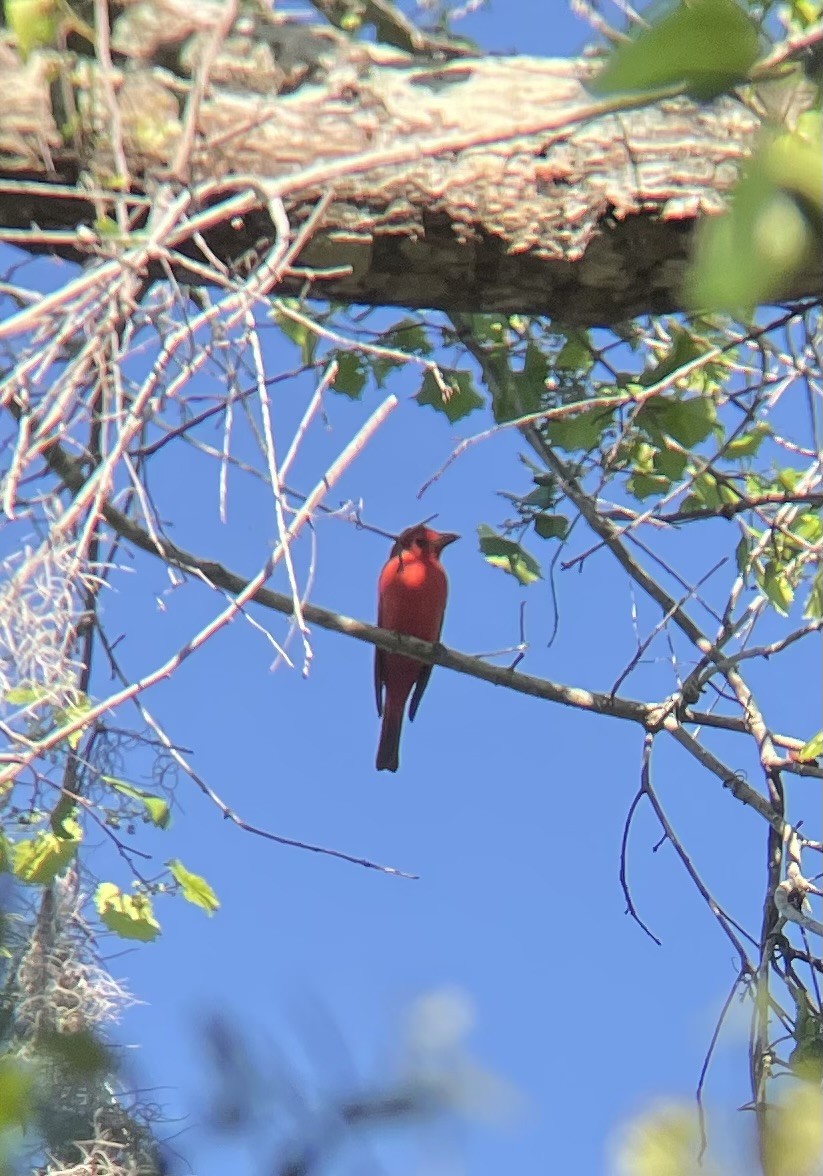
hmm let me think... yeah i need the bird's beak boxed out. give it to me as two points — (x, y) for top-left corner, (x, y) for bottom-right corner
(435, 532), (460, 552)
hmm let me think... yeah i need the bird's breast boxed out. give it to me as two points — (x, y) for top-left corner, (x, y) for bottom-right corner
(379, 557), (447, 640)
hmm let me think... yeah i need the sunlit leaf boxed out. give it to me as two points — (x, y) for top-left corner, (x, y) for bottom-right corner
(791, 512), (823, 544)
(103, 777), (171, 830)
(416, 368), (483, 423)
(95, 883), (161, 941)
(271, 302), (317, 365)
(4, 685), (48, 707)
(5, 0), (59, 57)
(724, 422), (770, 459)
(590, 0), (760, 100)
(168, 859), (220, 915)
(53, 694), (93, 750)
(797, 731), (823, 762)
(615, 1102), (708, 1176)
(763, 1085), (823, 1176)
(627, 471), (671, 500)
(804, 571), (823, 619)
(477, 525), (542, 585)
(687, 129), (820, 312)
(12, 823), (81, 885)
(0, 1055), (33, 1130)
(759, 561), (794, 616)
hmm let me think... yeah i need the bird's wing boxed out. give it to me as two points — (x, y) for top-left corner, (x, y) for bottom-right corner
(408, 664), (433, 722)
(374, 594), (385, 716)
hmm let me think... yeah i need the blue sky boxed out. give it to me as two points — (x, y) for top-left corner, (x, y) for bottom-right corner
(1, 3), (819, 1174)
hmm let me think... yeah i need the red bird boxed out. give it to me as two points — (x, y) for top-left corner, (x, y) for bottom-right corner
(374, 523), (459, 772)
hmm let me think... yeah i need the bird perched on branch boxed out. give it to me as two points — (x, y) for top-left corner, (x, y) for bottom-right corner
(374, 523), (458, 772)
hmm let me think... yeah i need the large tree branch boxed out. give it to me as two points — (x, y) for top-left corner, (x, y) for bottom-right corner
(1, 4), (819, 324)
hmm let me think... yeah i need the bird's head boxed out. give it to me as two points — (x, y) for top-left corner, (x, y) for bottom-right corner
(392, 523), (459, 560)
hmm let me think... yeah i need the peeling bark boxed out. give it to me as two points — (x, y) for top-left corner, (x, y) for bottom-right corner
(0, 4), (819, 324)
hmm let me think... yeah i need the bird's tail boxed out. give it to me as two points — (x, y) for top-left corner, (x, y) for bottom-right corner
(376, 708), (403, 772)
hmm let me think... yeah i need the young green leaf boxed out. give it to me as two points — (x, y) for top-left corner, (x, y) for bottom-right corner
(533, 513), (569, 541)
(544, 402), (614, 453)
(102, 777), (171, 830)
(477, 525), (542, 585)
(4, 685), (51, 707)
(168, 859), (220, 915)
(12, 823), (82, 886)
(0, 1056), (34, 1130)
(95, 883), (161, 942)
(724, 422), (770, 459)
(590, 0), (760, 100)
(759, 561), (795, 616)
(797, 731), (822, 762)
(6, 0), (60, 57)
(331, 351), (368, 399)
(53, 694), (93, 750)
(803, 571), (823, 620)
(416, 369), (484, 423)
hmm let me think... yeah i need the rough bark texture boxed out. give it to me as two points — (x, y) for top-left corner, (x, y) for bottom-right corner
(0, 3), (819, 324)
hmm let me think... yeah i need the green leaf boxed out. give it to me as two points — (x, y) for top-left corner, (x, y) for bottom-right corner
(380, 318), (432, 356)
(4, 684), (52, 708)
(477, 525), (542, 585)
(53, 693), (93, 750)
(545, 402), (614, 452)
(638, 326), (706, 387)
(638, 396), (716, 447)
(797, 731), (823, 762)
(687, 132), (819, 312)
(759, 561), (794, 616)
(627, 471), (671, 500)
(50, 793), (78, 837)
(792, 512), (823, 544)
(95, 883), (161, 941)
(5, 0), (59, 56)
(735, 534), (751, 574)
(786, 0), (822, 27)
(804, 571), (823, 619)
(590, 0), (760, 100)
(102, 777), (171, 830)
(534, 513), (569, 540)
(555, 330), (594, 372)
(330, 351), (368, 399)
(520, 483), (556, 510)
(762, 120), (823, 214)
(653, 444), (688, 481)
(681, 472), (739, 513)
(777, 467), (803, 493)
(12, 824), (81, 885)
(657, 397), (717, 447)
(724, 422), (770, 459)
(0, 1055), (33, 1130)
(271, 302), (316, 365)
(168, 859), (220, 916)
(416, 368), (483, 423)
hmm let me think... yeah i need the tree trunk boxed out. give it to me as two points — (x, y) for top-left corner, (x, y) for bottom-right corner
(0, 3), (818, 324)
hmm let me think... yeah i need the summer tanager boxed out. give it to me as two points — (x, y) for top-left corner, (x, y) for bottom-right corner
(374, 523), (458, 772)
